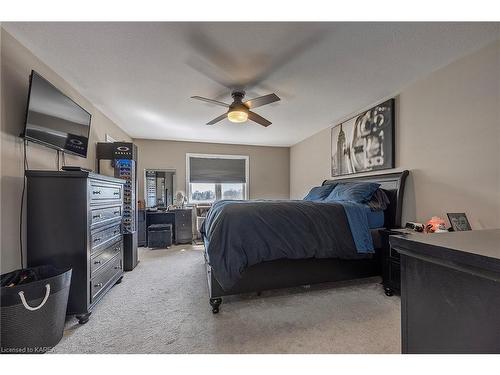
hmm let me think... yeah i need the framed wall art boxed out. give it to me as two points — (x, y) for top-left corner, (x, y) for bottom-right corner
(331, 98), (395, 177)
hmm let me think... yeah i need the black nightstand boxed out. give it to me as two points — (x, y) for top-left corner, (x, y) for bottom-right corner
(381, 228), (412, 296)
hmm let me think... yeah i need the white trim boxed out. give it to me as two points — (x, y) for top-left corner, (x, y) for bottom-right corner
(186, 153), (250, 203)
(105, 134), (117, 143)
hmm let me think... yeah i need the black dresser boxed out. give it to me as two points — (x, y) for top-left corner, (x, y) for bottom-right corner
(391, 230), (500, 353)
(26, 170), (125, 324)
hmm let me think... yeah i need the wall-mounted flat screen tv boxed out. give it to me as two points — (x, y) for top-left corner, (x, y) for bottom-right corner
(23, 70), (92, 158)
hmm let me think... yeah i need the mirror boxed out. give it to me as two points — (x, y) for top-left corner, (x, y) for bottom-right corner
(144, 169), (176, 209)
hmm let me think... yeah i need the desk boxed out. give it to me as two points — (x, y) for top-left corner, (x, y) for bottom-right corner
(391, 229), (500, 353)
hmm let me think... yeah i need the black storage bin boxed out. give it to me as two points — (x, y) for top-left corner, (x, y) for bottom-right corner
(148, 224), (172, 248)
(1, 266), (72, 354)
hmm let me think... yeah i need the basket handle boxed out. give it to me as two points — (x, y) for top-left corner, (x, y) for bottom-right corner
(18, 284), (51, 311)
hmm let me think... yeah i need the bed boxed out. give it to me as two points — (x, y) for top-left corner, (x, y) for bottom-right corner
(202, 170), (409, 313)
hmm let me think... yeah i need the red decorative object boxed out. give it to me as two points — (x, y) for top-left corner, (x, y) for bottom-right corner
(426, 216), (446, 233)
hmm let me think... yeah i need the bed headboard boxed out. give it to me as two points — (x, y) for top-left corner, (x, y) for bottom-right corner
(322, 170), (409, 229)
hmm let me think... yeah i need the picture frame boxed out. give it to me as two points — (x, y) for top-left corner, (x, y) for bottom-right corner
(331, 98), (395, 177)
(447, 213), (472, 231)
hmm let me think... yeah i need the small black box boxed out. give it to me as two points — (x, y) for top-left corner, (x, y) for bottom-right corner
(148, 224), (172, 248)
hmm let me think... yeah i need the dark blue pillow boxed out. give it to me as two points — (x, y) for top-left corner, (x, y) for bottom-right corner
(325, 181), (381, 203)
(303, 184), (337, 201)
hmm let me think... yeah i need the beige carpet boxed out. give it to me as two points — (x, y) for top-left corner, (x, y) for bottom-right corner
(51, 245), (401, 354)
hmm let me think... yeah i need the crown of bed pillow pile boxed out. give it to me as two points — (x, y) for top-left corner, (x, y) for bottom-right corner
(302, 184), (337, 201)
(303, 182), (390, 211)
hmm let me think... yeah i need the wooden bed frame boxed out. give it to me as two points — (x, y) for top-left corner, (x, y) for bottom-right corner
(206, 170), (409, 313)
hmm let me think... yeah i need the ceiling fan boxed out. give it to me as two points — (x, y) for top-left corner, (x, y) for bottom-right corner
(191, 90), (280, 127)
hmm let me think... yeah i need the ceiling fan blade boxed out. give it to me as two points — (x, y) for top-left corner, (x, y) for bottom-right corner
(248, 111), (272, 127)
(186, 27), (237, 89)
(206, 113), (227, 125)
(186, 56), (235, 89)
(244, 93), (281, 109)
(242, 27), (330, 90)
(191, 96), (229, 108)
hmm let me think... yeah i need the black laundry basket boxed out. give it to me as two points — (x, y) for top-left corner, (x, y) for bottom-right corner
(1, 266), (72, 354)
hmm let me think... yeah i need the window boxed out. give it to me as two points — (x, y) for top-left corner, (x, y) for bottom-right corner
(189, 183), (216, 203)
(187, 154), (249, 203)
(221, 183), (245, 200)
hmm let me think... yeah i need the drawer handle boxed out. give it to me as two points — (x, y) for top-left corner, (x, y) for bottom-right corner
(94, 238), (101, 243)
(92, 190), (101, 195)
(114, 266), (121, 270)
(93, 214), (102, 219)
(94, 283), (103, 288)
(113, 211), (120, 215)
(94, 260), (102, 265)
(113, 192), (120, 196)
(113, 230), (119, 235)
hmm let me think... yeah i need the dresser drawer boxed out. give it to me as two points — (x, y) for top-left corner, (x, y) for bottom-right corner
(175, 210), (191, 224)
(177, 221), (190, 231)
(91, 205), (122, 227)
(90, 255), (122, 304)
(89, 181), (122, 202)
(91, 240), (122, 277)
(91, 224), (121, 252)
(176, 227), (193, 244)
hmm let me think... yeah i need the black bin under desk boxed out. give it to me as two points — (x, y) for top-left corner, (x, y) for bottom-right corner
(148, 224), (172, 248)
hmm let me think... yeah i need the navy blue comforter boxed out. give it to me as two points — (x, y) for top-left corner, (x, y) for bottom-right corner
(200, 200), (375, 290)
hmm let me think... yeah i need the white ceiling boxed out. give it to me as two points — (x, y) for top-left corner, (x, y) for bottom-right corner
(3, 22), (499, 147)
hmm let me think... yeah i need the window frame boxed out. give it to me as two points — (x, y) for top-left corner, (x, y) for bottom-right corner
(186, 153), (249, 203)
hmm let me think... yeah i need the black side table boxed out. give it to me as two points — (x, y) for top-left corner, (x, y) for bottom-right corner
(381, 228), (413, 296)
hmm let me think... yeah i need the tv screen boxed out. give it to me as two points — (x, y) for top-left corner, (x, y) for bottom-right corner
(24, 71), (91, 158)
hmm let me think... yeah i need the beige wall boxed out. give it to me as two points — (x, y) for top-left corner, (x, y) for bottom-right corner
(134, 139), (290, 202)
(290, 40), (500, 229)
(1, 29), (131, 272)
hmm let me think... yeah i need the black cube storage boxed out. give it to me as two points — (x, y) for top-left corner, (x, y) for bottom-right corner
(148, 224), (172, 248)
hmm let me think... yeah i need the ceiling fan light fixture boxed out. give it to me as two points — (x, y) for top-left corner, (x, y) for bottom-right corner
(227, 109), (248, 123)
(192, 90), (279, 126)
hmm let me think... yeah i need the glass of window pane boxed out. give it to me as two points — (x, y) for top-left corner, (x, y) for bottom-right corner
(190, 183), (216, 203)
(221, 183), (244, 200)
